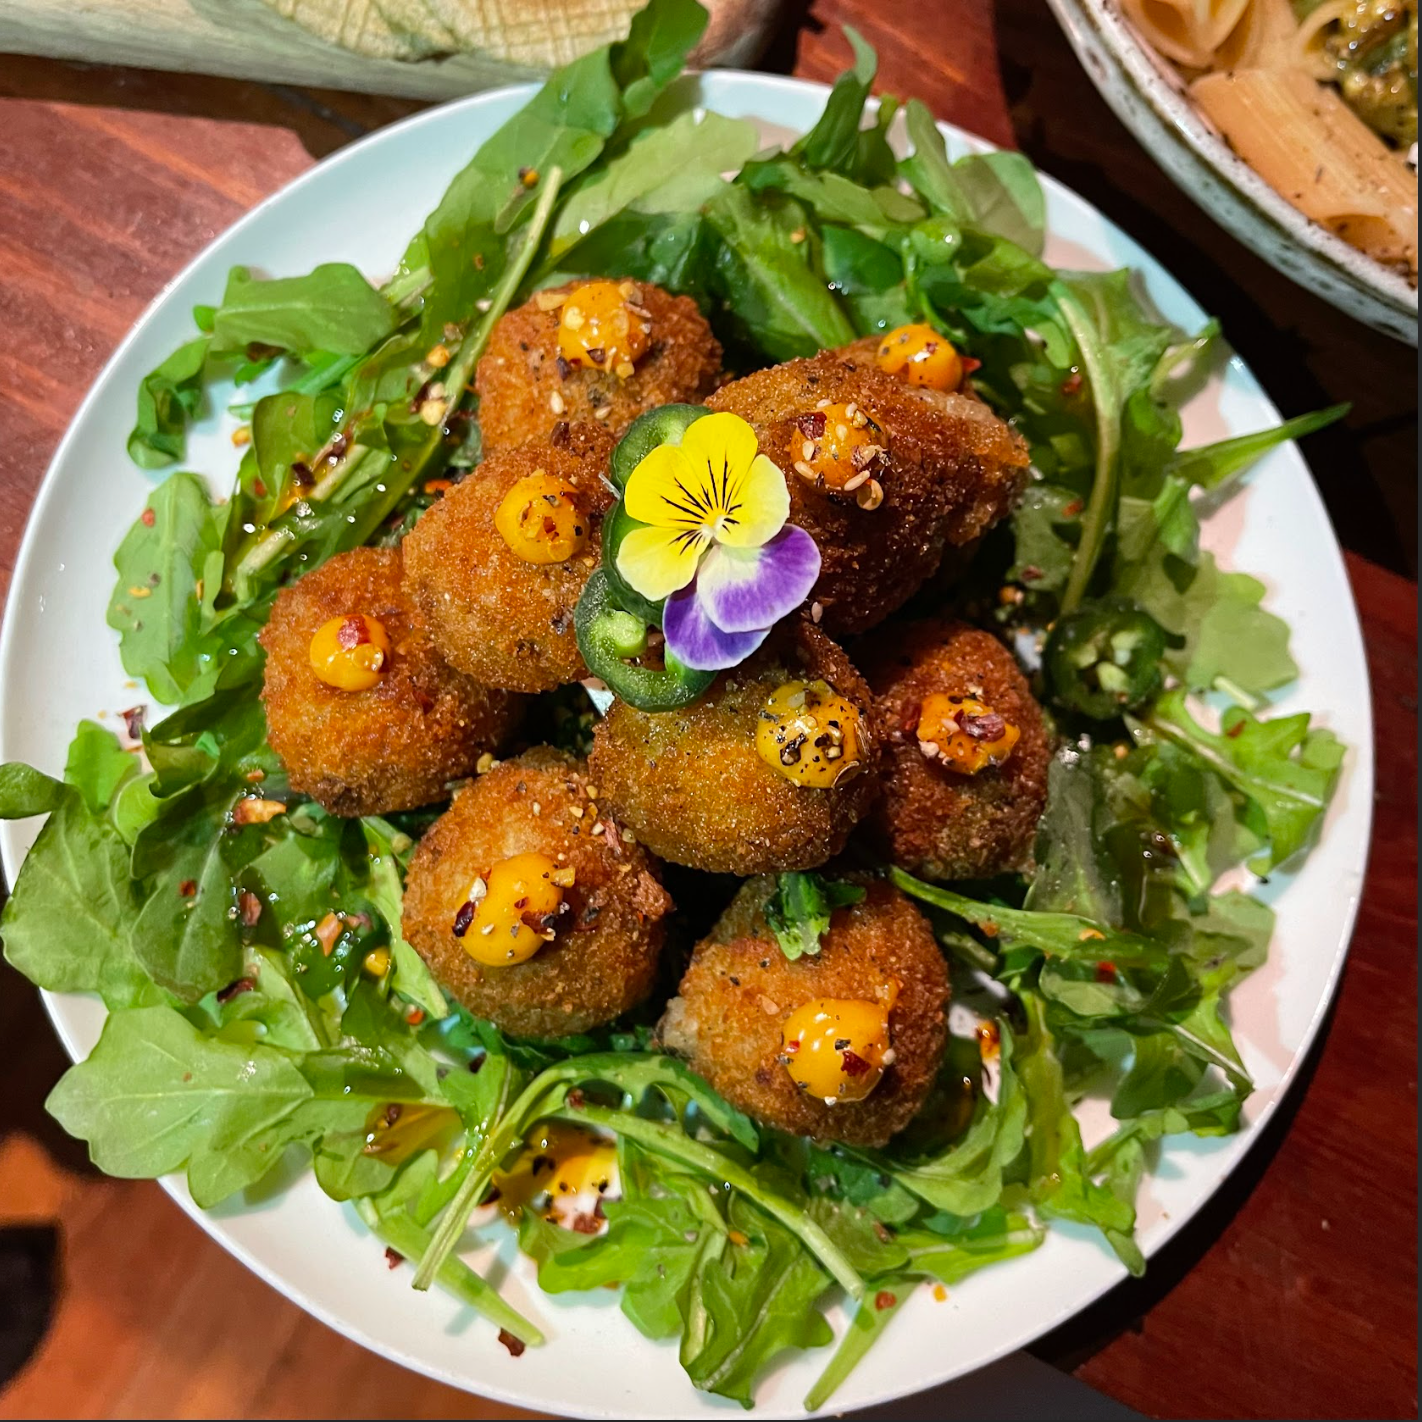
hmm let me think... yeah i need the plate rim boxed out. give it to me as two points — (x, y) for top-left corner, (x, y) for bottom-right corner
(0, 68), (1376, 1419)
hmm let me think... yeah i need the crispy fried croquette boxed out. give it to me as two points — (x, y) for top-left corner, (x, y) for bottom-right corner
(589, 620), (881, 875)
(658, 876), (948, 1146)
(706, 351), (1028, 635)
(259, 547), (522, 817)
(401, 748), (672, 1038)
(861, 619), (1051, 881)
(474, 279), (722, 453)
(402, 424), (615, 693)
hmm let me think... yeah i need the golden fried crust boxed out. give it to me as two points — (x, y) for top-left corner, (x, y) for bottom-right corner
(589, 620), (882, 875)
(658, 877), (948, 1147)
(401, 748), (672, 1038)
(474, 280), (722, 453)
(402, 424), (615, 693)
(861, 619), (1051, 881)
(258, 548), (523, 817)
(706, 352), (1028, 635)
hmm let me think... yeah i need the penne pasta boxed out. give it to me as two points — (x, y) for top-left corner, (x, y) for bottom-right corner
(1192, 66), (1419, 277)
(1120, 0), (1418, 281)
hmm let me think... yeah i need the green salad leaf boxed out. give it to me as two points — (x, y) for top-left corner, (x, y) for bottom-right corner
(762, 872), (866, 960)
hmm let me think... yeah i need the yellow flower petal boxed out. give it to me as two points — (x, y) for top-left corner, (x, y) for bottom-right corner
(677, 411), (760, 514)
(717, 452), (790, 548)
(623, 443), (704, 530)
(615, 524), (706, 601)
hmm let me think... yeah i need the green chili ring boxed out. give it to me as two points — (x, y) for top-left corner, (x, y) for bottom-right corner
(609, 403), (709, 492)
(1045, 596), (1176, 720)
(575, 569), (714, 712)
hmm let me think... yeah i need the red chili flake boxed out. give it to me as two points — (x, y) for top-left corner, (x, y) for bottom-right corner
(566, 1088), (586, 1110)
(405, 1007), (425, 1027)
(961, 712), (1006, 742)
(550, 419), (571, 446)
(570, 1212), (601, 1235)
(960, 355), (982, 376)
(873, 1221), (895, 1244)
(120, 705), (146, 740)
(140, 507), (156, 527)
(1226, 720), (1246, 739)
(216, 977), (256, 1003)
(384, 1247), (404, 1269)
(1019, 564), (1044, 582)
(336, 615), (370, 650)
(327, 432), (350, 464)
(840, 1049), (872, 1078)
(238, 890), (263, 927)
(1061, 499), (1084, 518)
(253, 478), (268, 500)
(555, 355), (572, 382)
(179, 879), (197, 897)
(289, 460), (314, 489)
(468, 1051), (487, 1074)
(585, 346), (606, 366)
(498, 1329), (526, 1358)
(794, 411), (827, 440)
(1095, 961), (1118, 983)
(875, 1290), (898, 1311)
(1061, 369), (1083, 397)
(451, 900), (476, 937)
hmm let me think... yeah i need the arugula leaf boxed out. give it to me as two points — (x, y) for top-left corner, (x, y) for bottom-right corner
(107, 472), (228, 706)
(951, 152), (1046, 255)
(0, 762), (67, 819)
(608, 0), (708, 123)
(1147, 690), (1344, 872)
(1167, 403), (1348, 491)
(803, 1277), (911, 1412)
(45, 1005), (313, 1204)
(128, 335), (210, 469)
(790, 26), (878, 175)
(209, 264), (396, 357)
(0, 791), (160, 1008)
(63, 721), (138, 817)
(705, 183), (857, 360)
(361, 818), (448, 1019)
(762, 872), (866, 960)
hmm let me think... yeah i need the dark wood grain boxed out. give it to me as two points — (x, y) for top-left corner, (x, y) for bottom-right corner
(0, 3), (1416, 1418)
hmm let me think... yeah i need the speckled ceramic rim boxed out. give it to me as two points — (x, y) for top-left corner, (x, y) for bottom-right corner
(1047, 0), (1418, 344)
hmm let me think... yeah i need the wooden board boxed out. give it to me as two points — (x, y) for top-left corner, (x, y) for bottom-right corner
(0, 0), (781, 99)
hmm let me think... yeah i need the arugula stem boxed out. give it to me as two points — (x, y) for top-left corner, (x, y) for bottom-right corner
(229, 167), (565, 602)
(551, 1104), (865, 1300)
(381, 266), (433, 309)
(803, 1274), (911, 1411)
(353, 1199), (544, 1345)
(1055, 283), (1119, 616)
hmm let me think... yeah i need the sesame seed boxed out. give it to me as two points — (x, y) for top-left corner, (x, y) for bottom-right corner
(535, 290), (568, 311)
(801, 440), (815, 461)
(793, 460), (816, 480)
(549, 390), (566, 415)
(758, 995), (781, 1015)
(594, 405), (613, 420)
(532, 801), (542, 816)
(615, 361), (636, 380)
(810, 601), (823, 623)
(816, 398), (831, 408)
(856, 478), (884, 511)
(563, 307), (585, 330)
(919, 740), (939, 758)
(232, 425), (251, 448)
(842, 470), (870, 492)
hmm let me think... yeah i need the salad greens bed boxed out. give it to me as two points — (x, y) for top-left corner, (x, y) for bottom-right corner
(0, 0), (1348, 1408)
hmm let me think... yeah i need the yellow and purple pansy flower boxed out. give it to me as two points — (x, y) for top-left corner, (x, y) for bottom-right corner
(615, 412), (820, 670)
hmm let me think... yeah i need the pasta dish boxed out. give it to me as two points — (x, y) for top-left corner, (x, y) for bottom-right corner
(1123, 0), (1418, 281)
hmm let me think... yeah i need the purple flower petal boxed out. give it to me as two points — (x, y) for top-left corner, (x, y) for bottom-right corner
(663, 584), (772, 672)
(694, 526), (821, 634)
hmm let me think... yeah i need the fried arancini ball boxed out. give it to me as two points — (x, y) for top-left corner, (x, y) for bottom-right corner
(401, 748), (672, 1038)
(589, 620), (881, 875)
(474, 279), (722, 453)
(706, 351), (1028, 636)
(861, 619), (1051, 881)
(658, 876), (948, 1147)
(402, 424), (615, 693)
(259, 547), (523, 817)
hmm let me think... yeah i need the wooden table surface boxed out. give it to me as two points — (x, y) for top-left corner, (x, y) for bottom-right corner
(0, 3), (1416, 1418)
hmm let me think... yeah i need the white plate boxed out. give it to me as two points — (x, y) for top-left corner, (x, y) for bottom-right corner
(0, 71), (1374, 1419)
(1046, 0), (1418, 345)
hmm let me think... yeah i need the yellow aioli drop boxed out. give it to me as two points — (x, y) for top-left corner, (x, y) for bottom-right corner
(494, 471), (588, 564)
(557, 280), (651, 378)
(308, 614), (392, 691)
(492, 1121), (617, 1228)
(780, 995), (895, 1104)
(915, 692), (1020, 775)
(790, 401), (884, 495)
(755, 679), (867, 788)
(874, 323), (966, 391)
(456, 851), (566, 966)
